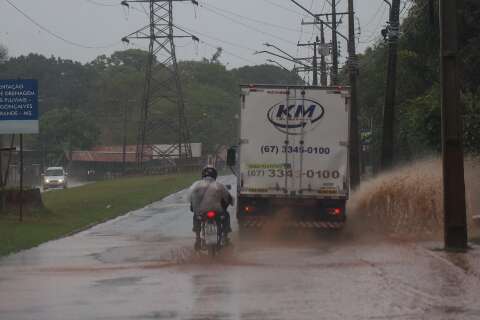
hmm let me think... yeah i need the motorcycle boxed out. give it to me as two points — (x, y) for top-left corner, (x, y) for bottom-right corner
(196, 210), (228, 257)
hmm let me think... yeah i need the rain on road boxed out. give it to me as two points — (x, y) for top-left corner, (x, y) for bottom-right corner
(1, 177), (480, 320)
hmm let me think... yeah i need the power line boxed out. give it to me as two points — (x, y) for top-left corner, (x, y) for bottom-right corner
(84, 0), (118, 7)
(199, 3), (297, 46)
(320, 0), (328, 13)
(198, 1), (301, 33)
(200, 40), (257, 64)
(125, 7), (260, 59)
(359, 5), (389, 44)
(127, 1), (296, 54)
(260, 0), (305, 16)
(5, 0), (121, 49)
(358, 34), (382, 45)
(361, 2), (387, 29)
(358, 0), (409, 45)
(177, 23), (258, 53)
(129, 37), (258, 71)
(125, 0), (301, 64)
(400, 0), (411, 15)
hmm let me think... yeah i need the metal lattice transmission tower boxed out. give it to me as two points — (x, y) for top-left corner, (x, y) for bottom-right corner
(121, 0), (198, 165)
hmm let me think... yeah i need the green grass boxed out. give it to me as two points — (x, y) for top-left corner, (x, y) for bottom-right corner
(0, 173), (197, 257)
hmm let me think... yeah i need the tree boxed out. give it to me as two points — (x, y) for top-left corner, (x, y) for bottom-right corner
(0, 44), (7, 63)
(109, 49), (150, 71)
(40, 108), (98, 165)
(0, 48), (318, 158)
(357, 0), (480, 167)
(462, 0), (480, 91)
(210, 47), (223, 64)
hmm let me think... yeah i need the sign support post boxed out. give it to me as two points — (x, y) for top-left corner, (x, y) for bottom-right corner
(0, 79), (39, 221)
(19, 134), (23, 222)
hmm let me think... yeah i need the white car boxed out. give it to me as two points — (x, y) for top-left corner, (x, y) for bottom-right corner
(42, 167), (68, 190)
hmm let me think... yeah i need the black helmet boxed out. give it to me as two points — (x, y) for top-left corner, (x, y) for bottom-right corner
(201, 165), (218, 180)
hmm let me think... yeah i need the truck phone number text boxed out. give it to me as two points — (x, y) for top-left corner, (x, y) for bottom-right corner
(261, 145), (331, 156)
(247, 169), (341, 179)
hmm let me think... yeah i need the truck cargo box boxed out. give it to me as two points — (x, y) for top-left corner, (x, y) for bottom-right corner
(233, 85), (351, 229)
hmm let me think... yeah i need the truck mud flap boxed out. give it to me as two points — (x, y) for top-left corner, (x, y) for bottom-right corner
(240, 219), (345, 229)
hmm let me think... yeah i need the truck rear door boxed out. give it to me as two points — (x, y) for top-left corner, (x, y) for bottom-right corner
(239, 85), (349, 198)
(289, 88), (350, 197)
(239, 86), (293, 196)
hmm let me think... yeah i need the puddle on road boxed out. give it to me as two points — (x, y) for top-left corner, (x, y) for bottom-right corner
(36, 261), (179, 273)
(347, 157), (480, 241)
(184, 313), (231, 320)
(133, 311), (179, 319)
(93, 276), (144, 287)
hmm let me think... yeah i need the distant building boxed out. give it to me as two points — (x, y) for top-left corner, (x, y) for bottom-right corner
(67, 143), (203, 178)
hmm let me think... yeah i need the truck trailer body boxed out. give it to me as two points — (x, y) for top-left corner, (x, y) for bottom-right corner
(234, 84), (350, 229)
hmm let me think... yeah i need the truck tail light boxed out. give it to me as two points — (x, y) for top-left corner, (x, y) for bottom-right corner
(327, 208), (342, 216)
(244, 206), (255, 213)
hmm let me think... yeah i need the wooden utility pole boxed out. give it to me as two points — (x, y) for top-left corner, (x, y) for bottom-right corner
(380, 0), (400, 170)
(291, 0), (348, 86)
(300, 20), (329, 86)
(297, 39), (319, 85)
(440, 0), (468, 250)
(331, 0), (339, 85)
(319, 22), (328, 86)
(313, 40), (318, 86)
(348, 0), (360, 189)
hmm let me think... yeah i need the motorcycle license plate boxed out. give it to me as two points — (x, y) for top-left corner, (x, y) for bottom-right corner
(205, 224), (217, 245)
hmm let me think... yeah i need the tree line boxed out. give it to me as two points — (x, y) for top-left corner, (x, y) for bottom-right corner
(356, 0), (480, 169)
(0, 48), (299, 165)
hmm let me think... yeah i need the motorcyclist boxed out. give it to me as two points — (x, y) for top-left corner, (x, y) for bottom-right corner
(189, 165), (233, 250)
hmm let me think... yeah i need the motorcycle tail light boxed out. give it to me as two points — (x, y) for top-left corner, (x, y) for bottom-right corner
(207, 211), (216, 219)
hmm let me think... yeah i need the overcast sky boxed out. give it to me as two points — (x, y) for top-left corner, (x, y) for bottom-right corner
(0, 0), (408, 71)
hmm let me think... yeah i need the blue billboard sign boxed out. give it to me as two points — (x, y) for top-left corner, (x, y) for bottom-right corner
(0, 79), (39, 134)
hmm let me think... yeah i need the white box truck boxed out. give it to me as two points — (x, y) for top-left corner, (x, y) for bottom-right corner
(227, 84), (350, 230)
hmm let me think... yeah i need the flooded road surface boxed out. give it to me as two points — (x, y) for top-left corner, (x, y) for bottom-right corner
(1, 176), (480, 320)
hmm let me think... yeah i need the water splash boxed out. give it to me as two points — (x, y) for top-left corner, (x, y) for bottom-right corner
(347, 158), (480, 241)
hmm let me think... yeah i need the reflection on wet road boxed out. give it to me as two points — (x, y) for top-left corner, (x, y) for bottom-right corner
(1, 176), (479, 320)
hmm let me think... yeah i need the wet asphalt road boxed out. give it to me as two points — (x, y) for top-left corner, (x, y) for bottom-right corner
(1, 177), (480, 320)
